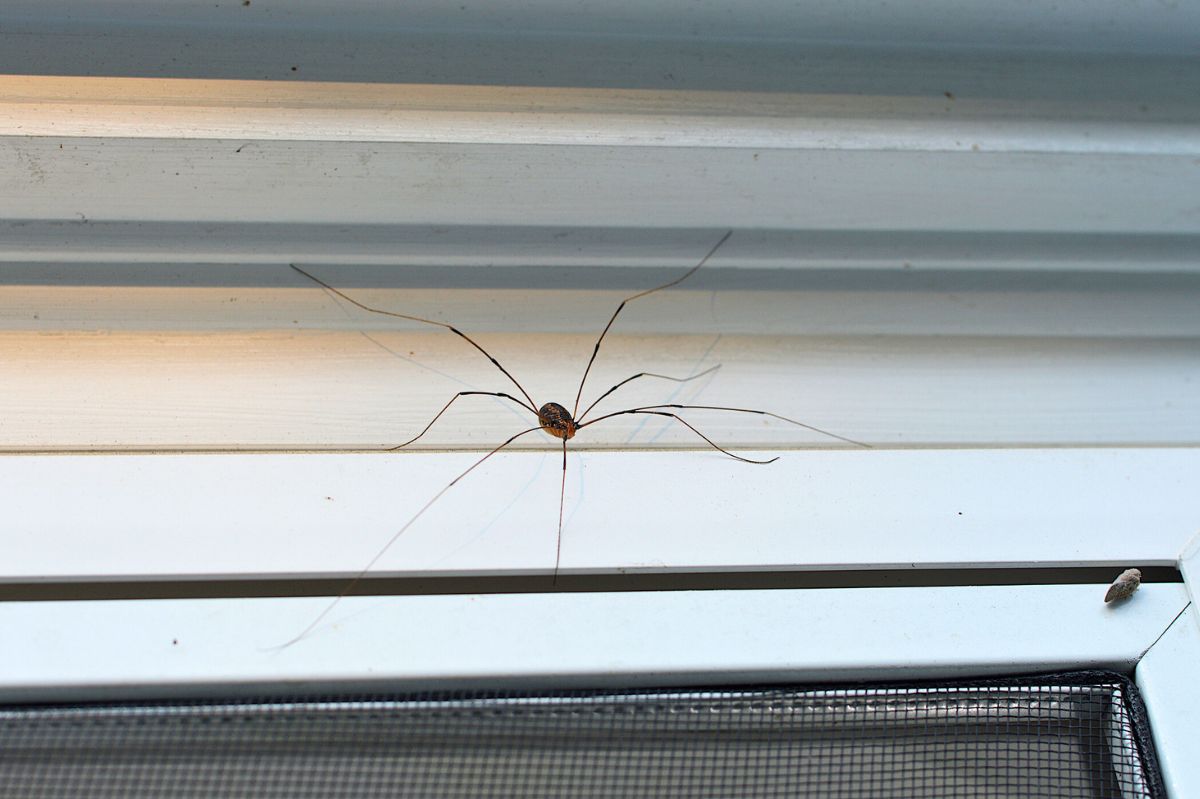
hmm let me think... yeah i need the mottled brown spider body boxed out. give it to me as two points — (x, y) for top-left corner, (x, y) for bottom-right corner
(538, 402), (577, 440)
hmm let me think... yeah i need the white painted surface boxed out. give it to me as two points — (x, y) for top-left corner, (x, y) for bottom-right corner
(5, 137), (1197, 233)
(0, 584), (1188, 701)
(2, 79), (1196, 233)
(4, 77), (1197, 155)
(1136, 605), (1200, 799)
(1, 449), (1193, 580)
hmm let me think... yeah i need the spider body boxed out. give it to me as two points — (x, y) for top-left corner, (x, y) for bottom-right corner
(538, 402), (577, 440)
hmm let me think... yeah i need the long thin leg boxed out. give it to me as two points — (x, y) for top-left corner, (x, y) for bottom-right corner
(582, 403), (871, 449)
(575, 364), (721, 425)
(387, 391), (539, 451)
(571, 230), (732, 418)
(275, 425), (543, 650)
(585, 410), (778, 464)
(291, 264), (539, 413)
(554, 437), (568, 587)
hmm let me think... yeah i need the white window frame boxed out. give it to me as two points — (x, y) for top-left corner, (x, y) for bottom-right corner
(2, 2), (1198, 793)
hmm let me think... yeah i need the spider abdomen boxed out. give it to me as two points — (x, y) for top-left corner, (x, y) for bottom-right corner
(538, 402), (577, 440)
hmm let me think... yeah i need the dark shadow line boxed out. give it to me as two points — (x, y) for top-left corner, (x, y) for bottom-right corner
(0, 565), (1182, 602)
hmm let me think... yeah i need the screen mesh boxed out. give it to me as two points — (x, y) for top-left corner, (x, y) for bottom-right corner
(0, 671), (1163, 798)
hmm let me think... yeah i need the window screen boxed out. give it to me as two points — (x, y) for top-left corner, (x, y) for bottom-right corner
(0, 671), (1163, 798)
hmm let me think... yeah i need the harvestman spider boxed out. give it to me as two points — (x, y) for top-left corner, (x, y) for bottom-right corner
(283, 231), (868, 646)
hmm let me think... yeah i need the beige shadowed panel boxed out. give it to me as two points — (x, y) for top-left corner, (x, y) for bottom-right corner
(2, 253), (1200, 451)
(1, 327), (1199, 451)
(2, 235), (1200, 451)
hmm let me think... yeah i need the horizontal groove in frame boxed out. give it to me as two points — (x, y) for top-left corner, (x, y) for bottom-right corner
(5, 226), (1200, 276)
(5, 285), (1200, 338)
(0, 566), (1184, 602)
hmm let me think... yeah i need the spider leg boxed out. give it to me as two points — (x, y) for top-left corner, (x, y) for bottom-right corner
(290, 264), (538, 412)
(584, 409), (777, 465)
(575, 364), (721, 425)
(584, 403), (870, 449)
(554, 437), (568, 587)
(572, 230), (732, 417)
(387, 391), (539, 451)
(275, 425), (543, 650)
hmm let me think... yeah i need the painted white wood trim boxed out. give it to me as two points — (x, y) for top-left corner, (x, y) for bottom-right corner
(4, 76), (1197, 155)
(0, 584), (1187, 702)
(5, 137), (1196, 233)
(1135, 605), (1200, 799)
(2, 449), (1194, 581)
